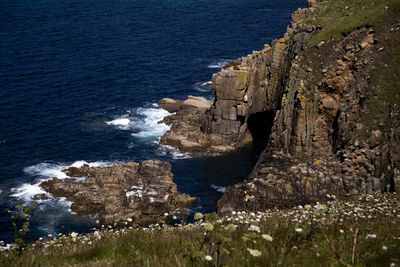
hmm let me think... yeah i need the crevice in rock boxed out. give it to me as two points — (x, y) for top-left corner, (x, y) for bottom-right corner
(247, 111), (275, 142)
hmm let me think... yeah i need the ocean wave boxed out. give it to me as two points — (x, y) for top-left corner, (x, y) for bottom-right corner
(106, 104), (171, 140)
(105, 116), (131, 130)
(130, 104), (171, 139)
(13, 161), (114, 202)
(207, 59), (231, 69)
(211, 184), (226, 193)
(193, 81), (212, 92)
(156, 145), (192, 159)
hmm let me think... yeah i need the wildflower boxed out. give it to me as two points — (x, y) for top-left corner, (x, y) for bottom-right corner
(164, 213), (168, 216)
(295, 228), (303, 233)
(172, 215), (177, 220)
(71, 232), (78, 238)
(382, 245), (387, 250)
(127, 217), (133, 222)
(305, 204), (312, 210)
(94, 231), (101, 239)
(247, 248), (262, 257)
(194, 212), (203, 220)
(249, 225), (260, 233)
(204, 255), (212, 261)
(203, 223), (214, 232)
(262, 234), (273, 242)
(339, 229), (344, 234)
(366, 234), (377, 239)
(231, 211), (237, 215)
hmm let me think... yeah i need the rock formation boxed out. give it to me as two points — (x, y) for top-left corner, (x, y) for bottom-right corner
(158, 1), (400, 215)
(40, 161), (195, 224)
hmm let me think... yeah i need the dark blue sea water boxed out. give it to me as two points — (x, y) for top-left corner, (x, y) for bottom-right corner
(0, 0), (306, 243)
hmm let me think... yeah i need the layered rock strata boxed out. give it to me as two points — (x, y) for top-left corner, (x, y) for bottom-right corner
(158, 0), (400, 215)
(218, 3), (400, 213)
(159, 8), (315, 153)
(40, 161), (195, 224)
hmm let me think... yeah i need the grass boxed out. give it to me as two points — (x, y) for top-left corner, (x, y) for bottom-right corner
(1, 193), (400, 266)
(308, 0), (400, 47)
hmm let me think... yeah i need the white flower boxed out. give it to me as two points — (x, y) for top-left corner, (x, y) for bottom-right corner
(231, 211), (237, 215)
(164, 213), (169, 216)
(366, 234), (377, 239)
(382, 245), (387, 250)
(70, 232), (78, 238)
(249, 225), (260, 233)
(204, 255), (212, 261)
(172, 216), (177, 220)
(295, 228), (303, 233)
(127, 217), (133, 222)
(247, 248), (262, 257)
(262, 234), (273, 242)
(94, 231), (101, 239)
(304, 204), (312, 210)
(340, 229), (344, 234)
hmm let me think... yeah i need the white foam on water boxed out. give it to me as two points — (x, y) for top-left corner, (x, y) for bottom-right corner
(24, 163), (69, 179)
(11, 182), (51, 202)
(156, 145), (192, 159)
(131, 104), (171, 139)
(105, 116), (131, 130)
(194, 81), (212, 92)
(207, 59), (231, 69)
(211, 184), (227, 193)
(13, 161), (115, 202)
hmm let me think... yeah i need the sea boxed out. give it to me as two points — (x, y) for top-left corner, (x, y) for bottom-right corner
(0, 0), (306, 243)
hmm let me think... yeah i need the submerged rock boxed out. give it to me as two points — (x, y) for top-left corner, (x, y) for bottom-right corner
(40, 161), (195, 224)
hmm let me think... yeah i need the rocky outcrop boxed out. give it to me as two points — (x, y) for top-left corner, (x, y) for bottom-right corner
(40, 161), (195, 224)
(218, 151), (368, 215)
(159, 8), (315, 153)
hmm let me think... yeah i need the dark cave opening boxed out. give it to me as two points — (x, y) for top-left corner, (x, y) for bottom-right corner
(247, 111), (275, 142)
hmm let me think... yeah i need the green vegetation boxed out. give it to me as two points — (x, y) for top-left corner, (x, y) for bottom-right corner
(309, 0), (400, 46)
(9, 200), (36, 256)
(1, 194), (399, 266)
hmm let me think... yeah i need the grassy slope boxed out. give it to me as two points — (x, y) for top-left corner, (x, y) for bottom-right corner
(1, 194), (400, 266)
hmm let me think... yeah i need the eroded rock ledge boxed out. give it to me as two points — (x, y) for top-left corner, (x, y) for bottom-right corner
(40, 161), (195, 224)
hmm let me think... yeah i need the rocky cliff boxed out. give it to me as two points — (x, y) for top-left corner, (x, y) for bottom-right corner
(159, 0), (400, 214)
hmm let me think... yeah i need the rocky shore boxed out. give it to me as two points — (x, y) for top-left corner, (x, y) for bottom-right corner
(39, 161), (195, 224)
(158, 0), (400, 214)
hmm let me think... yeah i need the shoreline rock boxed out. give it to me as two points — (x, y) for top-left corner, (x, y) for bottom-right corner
(39, 161), (195, 224)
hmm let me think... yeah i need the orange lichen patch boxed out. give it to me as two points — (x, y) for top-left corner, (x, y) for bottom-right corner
(279, 38), (286, 44)
(298, 94), (307, 103)
(298, 81), (305, 90)
(314, 159), (322, 166)
(306, 67), (313, 72)
(281, 94), (288, 105)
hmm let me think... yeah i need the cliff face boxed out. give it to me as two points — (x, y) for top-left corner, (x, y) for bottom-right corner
(159, 8), (315, 153)
(159, 0), (400, 214)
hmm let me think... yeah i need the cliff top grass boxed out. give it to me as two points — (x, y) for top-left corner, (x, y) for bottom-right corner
(309, 0), (400, 46)
(1, 193), (400, 266)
